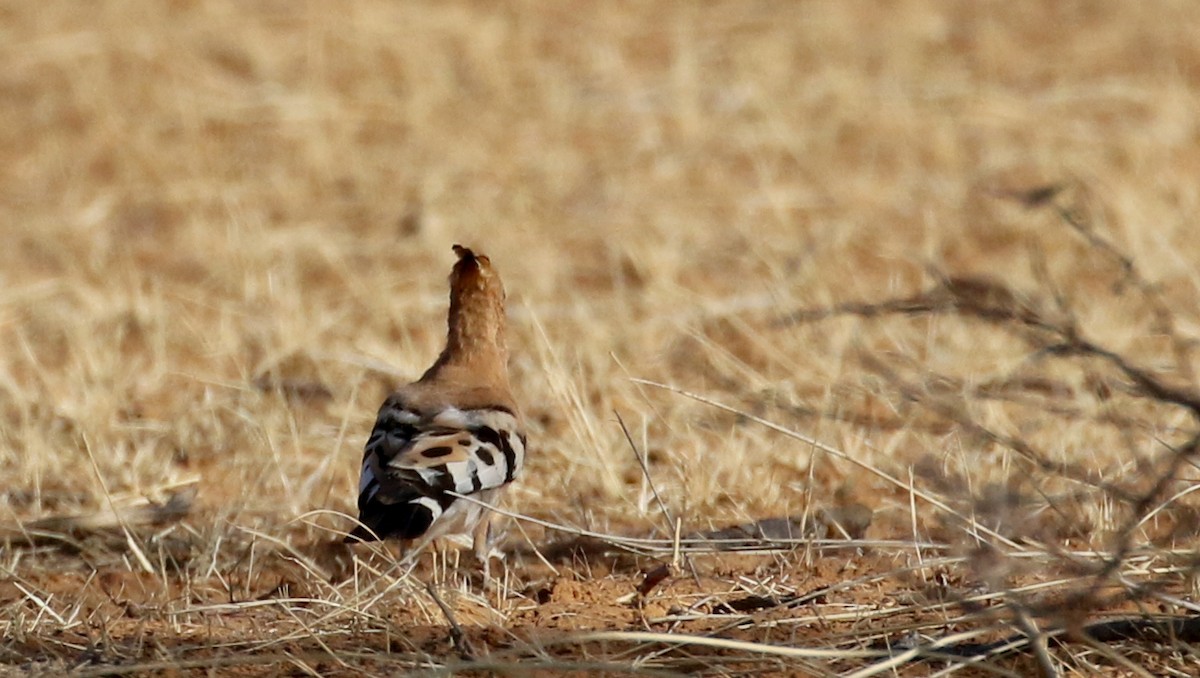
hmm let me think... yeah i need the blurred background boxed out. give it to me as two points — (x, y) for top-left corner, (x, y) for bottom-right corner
(2, 1), (1199, 534)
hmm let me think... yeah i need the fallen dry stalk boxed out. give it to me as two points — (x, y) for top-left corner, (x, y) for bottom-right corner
(3, 482), (198, 545)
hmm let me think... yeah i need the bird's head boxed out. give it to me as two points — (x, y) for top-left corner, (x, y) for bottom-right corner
(449, 244), (503, 298)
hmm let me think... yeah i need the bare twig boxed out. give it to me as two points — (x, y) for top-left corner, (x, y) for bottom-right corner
(424, 582), (475, 661)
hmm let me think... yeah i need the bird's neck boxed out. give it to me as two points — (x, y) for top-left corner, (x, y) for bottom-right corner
(422, 289), (509, 383)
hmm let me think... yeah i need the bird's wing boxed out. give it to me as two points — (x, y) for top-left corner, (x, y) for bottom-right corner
(349, 399), (525, 542)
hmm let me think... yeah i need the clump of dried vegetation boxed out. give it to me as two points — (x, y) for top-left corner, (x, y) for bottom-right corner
(2, 2), (1200, 676)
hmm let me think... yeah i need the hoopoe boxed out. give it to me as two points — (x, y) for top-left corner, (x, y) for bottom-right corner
(346, 245), (525, 569)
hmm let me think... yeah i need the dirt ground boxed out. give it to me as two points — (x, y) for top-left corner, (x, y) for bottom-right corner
(3, 2), (1200, 676)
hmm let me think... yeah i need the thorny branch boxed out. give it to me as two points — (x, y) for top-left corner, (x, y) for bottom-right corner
(777, 184), (1200, 668)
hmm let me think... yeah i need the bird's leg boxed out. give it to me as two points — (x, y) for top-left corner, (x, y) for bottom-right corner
(473, 515), (493, 586)
(397, 539), (425, 579)
(397, 535), (437, 580)
(434, 539), (446, 584)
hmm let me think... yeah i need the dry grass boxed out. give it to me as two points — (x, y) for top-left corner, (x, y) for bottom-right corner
(3, 1), (1200, 675)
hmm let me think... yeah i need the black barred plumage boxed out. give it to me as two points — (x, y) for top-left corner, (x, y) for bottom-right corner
(345, 245), (524, 567)
(347, 400), (525, 543)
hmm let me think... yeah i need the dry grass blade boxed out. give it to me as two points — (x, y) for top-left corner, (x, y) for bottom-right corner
(570, 630), (883, 660)
(616, 409), (676, 530)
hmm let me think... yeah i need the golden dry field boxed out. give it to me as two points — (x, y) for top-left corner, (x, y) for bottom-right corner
(3, 1), (1200, 676)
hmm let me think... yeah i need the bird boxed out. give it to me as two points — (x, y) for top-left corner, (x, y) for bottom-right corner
(346, 245), (525, 570)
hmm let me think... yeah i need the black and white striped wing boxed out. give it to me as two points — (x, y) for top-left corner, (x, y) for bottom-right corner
(347, 403), (525, 542)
